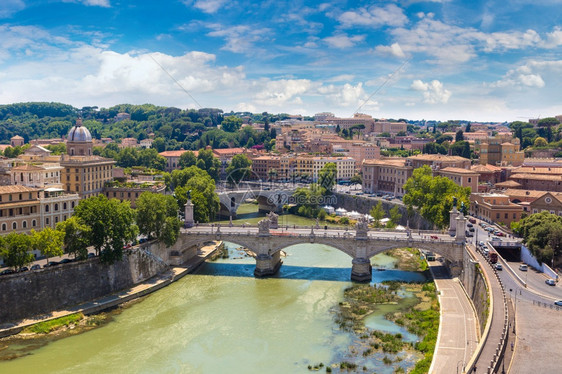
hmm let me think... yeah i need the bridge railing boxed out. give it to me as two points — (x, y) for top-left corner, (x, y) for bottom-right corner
(183, 229), (457, 244)
(190, 223), (445, 235)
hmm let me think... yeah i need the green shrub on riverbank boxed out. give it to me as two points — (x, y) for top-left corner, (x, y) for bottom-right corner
(24, 313), (84, 334)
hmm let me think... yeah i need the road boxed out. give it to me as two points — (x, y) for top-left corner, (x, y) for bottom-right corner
(429, 259), (479, 374)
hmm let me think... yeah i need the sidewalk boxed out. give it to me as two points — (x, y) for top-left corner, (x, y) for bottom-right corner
(0, 242), (220, 338)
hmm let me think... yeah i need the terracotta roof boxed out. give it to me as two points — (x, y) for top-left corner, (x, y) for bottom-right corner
(11, 135), (24, 140)
(503, 188), (547, 199)
(11, 164), (45, 171)
(512, 167), (562, 175)
(212, 148), (245, 155)
(494, 180), (522, 187)
(159, 150), (198, 157)
(407, 154), (470, 162)
(439, 167), (478, 174)
(471, 164), (502, 172)
(0, 185), (41, 193)
(510, 173), (562, 181)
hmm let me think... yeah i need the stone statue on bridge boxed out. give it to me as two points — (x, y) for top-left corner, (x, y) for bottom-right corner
(258, 218), (270, 235)
(266, 211), (278, 229)
(355, 215), (369, 238)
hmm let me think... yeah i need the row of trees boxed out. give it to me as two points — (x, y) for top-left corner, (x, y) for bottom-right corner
(512, 211), (562, 264)
(0, 192), (182, 270)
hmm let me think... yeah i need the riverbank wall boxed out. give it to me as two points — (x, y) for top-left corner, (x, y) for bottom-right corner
(460, 248), (488, 334)
(332, 193), (434, 230)
(0, 243), (168, 326)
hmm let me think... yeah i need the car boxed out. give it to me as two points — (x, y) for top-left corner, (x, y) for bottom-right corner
(519, 264), (528, 271)
(30, 264), (41, 270)
(496, 232), (505, 237)
(430, 235), (439, 240)
(555, 300), (562, 306)
(491, 236), (502, 241)
(467, 223), (473, 228)
(546, 279), (556, 286)
(0, 268), (15, 276)
(466, 230), (474, 237)
(44, 261), (59, 267)
(479, 241), (485, 247)
(469, 218), (477, 224)
(60, 258), (73, 264)
(495, 263), (503, 270)
(469, 227), (475, 232)
(19, 266), (29, 272)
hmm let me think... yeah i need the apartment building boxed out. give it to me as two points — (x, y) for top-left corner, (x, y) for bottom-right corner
(330, 141), (380, 169)
(407, 154), (472, 170)
(470, 193), (524, 226)
(477, 136), (524, 166)
(159, 150), (198, 172)
(437, 167), (479, 192)
(0, 185), (41, 234)
(362, 158), (412, 196)
(312, 157), (355, 182)
(103, 182), (166, 208)
(252, 156), (282, 181)
(11, 163), (64, 189)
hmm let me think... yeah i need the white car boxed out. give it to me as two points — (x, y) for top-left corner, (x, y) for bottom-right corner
(546, 279), (556, 286)
(495, 263), (503, 271)
(519, 264), (528, 271)
(555, 300), (562, 306)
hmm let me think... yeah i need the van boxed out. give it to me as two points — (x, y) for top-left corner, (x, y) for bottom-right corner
(519, 264), (528, 271)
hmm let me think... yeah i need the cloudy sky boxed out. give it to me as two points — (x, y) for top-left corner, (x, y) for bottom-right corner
(1, 0), (562, 121)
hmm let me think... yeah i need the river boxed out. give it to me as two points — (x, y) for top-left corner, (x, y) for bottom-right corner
(0, 208), (429, 374)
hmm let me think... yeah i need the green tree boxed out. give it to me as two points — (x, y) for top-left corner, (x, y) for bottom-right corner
(465, 123), (471, 133)
(351, 174), (362, 185)
(0, 233), (35, 271)
(370, 202), (385, 228)
(197, 148), (221, 181)
(136, 192), (179, 245)
(74, 195), (138, 264)
(32, 227), (65, 265)
(455, 130), (464, 142)
(152, 137), (166, 152)
(178, 151), (197, 169)
(318, 162), (337, 193)
(138, 148), (167, 170)
(226, 154), (252, 185)
(512, 211), (562, 263)
(403, 165), (470, 229)
(533, 136), (548, 147)
(221, 116), (242, 132)
(56, 216), (91, 260)
(171, 166), (219, 222)
(449, 140), (471, 159)
(45, 143), (67, 155)
(388, 205), (402, 229)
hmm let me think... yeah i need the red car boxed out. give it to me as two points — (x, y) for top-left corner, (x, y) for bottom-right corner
(496, 232), (505, 237)
(430, 235), (439, 240)
(469, 218), (476, 224)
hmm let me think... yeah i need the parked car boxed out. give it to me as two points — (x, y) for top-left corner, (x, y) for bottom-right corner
(546, 279), (556, 286)
(469, 227), (475, 232)
(30, 264), (41, 270)
(60, 258), (73, 264)
(555, 300), (562, 306)
(0, 268), (15, 276)
(44, 261), (60, 267)
(465, 230), (474, 237)
(19, 266), (29, 272)
(467, 223), (473, 228)
(491, 236), (502, 241)
(519, 264), (528, 271)
(469, 218), (477, 224)
(495, 263), (503, 270)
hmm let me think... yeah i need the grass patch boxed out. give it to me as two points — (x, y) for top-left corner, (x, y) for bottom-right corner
(24, 313), (84, 334)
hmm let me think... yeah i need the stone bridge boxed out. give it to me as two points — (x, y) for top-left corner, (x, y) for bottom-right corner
(217, 187), (298, 217)
(176, 213), (468, 282)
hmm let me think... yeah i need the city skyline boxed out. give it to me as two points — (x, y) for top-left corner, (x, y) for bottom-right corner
(1, 0), (562, 121)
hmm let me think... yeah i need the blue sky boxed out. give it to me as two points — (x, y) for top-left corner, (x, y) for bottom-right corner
(1, 0), (562, 121)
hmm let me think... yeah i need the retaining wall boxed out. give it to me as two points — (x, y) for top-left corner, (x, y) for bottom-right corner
(0, 244), (168, 325)
(461, 253), (489, 333)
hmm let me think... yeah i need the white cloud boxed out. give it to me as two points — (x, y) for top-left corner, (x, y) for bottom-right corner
(323, 34), (365, 49)
(489, 60), (562, 89)
(338, 4), (408, 28)
(374, 42), (406, 58)
(318, 82), (371, 108)
(193, 0), (226, 14)
(0, 0), (25, 18)
(203, 24), (272, 53)
(62, 0), (111, 7)
(253, 79), (313, 107)
(543, 27), (562, 48)
(410, 79), (451, 104)
(234, 102), (257, 113)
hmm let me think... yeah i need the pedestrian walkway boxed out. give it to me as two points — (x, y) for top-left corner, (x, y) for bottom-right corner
(428, 260), (479, 374)
(0, 242), (220, 338)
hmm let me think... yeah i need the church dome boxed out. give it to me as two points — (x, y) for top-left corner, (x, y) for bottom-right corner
(67, 118), (92, 142)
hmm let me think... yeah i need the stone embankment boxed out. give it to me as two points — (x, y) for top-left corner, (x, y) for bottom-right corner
(0, 241), (220, 338)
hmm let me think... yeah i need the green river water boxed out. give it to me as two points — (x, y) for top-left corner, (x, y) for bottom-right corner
(0, 206), (429, 374)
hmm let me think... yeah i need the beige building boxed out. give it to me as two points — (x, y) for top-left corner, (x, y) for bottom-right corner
(159, 150), (198, 172)
(312, 156), (355, 182)
(362, 158), (412, 196)
(470, 193), (523, 226)
(478, 137), (524, 166)
(407, 154), (472, 170)
(10, 135), (24, 147)
(529, 192), (562, 216)
(0, 185), (41, 234)
(103, 182), (166, 209)
(11, 163), (63, 189)
(330, 141), (380, 169)
(437, 167), (479, 192)
(60, 119), (115, 199)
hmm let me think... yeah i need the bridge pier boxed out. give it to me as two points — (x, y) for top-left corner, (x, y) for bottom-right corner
(351, 258), (372, 282)
(254, 252), (282, 277)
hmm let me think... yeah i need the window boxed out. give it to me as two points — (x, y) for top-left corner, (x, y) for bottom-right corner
(29, 193), (32, 199)
(505, 213), (508, 219)
(12, 222), (17, 230)
(55, 217), (59, 223)
(63, 202), (67, 210)
(496, 213), (500, 219)
(46, 218), (50, 225)
(45, 205), (50, 212)
(9, 194), (12, 201)
(23, 221), (27, 228)
(55, 204), (59, 211)
(71, 202), (75, 208)
(32, 220), (36, 227)
(1, 223), (5, 231)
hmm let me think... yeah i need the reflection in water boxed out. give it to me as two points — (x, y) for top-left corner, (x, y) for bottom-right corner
(0, 241), (428, 374)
